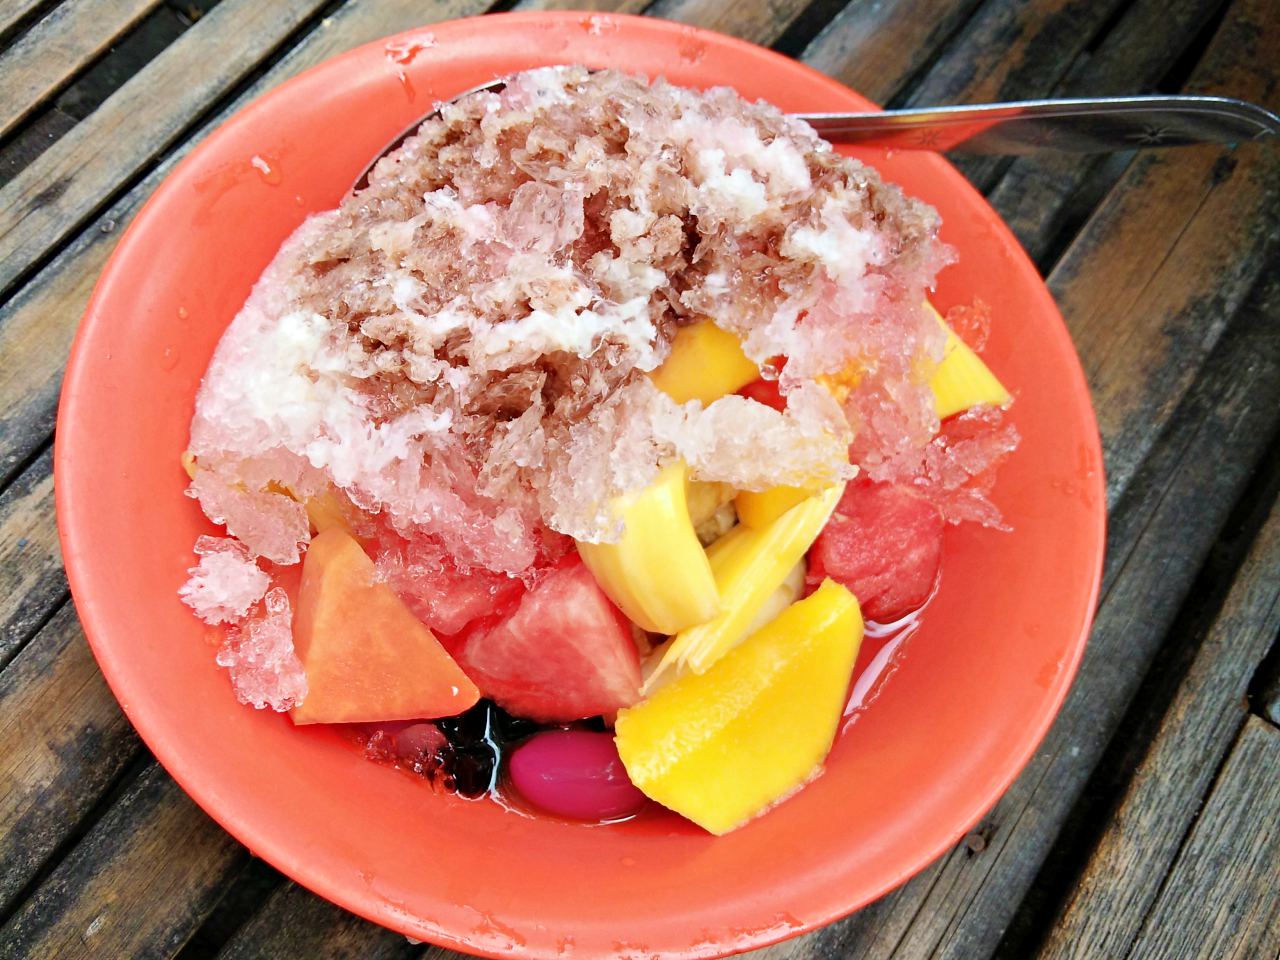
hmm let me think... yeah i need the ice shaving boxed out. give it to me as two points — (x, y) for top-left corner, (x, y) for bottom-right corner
(181, 66), (1017, 833)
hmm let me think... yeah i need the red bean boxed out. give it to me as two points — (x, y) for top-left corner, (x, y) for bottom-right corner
(395, 722), (448, 774)
(508, 730), (647, 821)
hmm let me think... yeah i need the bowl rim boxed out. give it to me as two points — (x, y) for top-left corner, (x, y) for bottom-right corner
(55, 11), (1106, 958)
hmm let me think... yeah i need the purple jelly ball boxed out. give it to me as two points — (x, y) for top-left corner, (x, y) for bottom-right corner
(508, 730), (647, 822)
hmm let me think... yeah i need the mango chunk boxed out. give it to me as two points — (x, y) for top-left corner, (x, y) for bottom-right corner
(577, 461), (720, 635)
(734, 484), (812, 529)
(615, 579), (863, 835)
(644, 483), (844, 691)
(926, 303), (1011, 419)
(649, 320), (759, 405)
(290, 527), (480, 724)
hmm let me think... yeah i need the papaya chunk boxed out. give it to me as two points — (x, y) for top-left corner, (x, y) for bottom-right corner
(289, 528), (479, 724)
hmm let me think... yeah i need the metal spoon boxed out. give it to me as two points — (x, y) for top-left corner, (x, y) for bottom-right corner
(353, 78), (1278, 191)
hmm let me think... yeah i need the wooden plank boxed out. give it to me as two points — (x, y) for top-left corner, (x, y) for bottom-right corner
(900, 0), (1130, 190)
(1038, 493), (1280, 958)
(0, 763), (246, 959)
(644, 0), (814, 46)
(0, 108), (79, 187)
(0, 0), (333, 299)
(215, 881), (420, 960)
(801, 0), (984, 106)
(54, 0), (192, 123)
(0, 227), (100, 490)
(0, 448), (65, 669)
(0, 0), (497, 493)
(1128, 717), (1280, 960)
(0, 0), (52, 43)
(748, 259), (1280, 957)
(0, 0), (163, 140)
(987, 0), (1227, 263)
(0, 602), (142, 917)
(1051, 0), (1278, 511)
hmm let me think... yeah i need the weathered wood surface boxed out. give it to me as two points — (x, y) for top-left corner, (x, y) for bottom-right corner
(0, 0), (1276, 958)
(0, 0), (333, 298)
(0, 0), (162, 140)
(0, 0), (53, 44)
(1040, 489), (1280, 959)
(0, 447), (64, 667)
(216, 880), (421, 960)
(1127, 716), (1280, 960)
(0, 764), (246, 960)
(0, 604), (141, 916)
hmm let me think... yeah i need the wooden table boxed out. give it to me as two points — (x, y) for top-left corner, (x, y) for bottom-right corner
(1, 1), (1277, 957)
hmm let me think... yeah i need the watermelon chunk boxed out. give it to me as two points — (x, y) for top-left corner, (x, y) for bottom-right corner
(805, 479), (944, 623)
(393, 557), (524, 637)
(456, 558), (642, 722)
(289, 528), (480, 724)
(737, 377), (787, 412)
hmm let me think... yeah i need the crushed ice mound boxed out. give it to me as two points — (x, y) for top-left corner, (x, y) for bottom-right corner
(187, 66), (967, 577)
(215, 588), (307, 711)
(179, 536), (270, 623)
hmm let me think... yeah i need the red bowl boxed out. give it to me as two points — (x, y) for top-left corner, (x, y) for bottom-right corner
(56, 12), (1105, 959)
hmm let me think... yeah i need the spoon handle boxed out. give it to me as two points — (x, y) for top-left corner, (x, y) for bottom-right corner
(794, 95), (1280, 154)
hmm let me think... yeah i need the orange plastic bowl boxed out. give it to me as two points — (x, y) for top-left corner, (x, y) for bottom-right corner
(56, 12), (1104, 959)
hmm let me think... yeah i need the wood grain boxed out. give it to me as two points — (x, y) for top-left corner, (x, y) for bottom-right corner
(216, 881), (421, 960)
(0, 763), (245, 960)
(986, 0), (1228, 263)
(0, 448), (63, 665)
(0, 0), (53, 44)
(1038, 492), (1280, 958)
(0, 448), (64, 669)
(0, 224), (107, 490)
(0, 0), (503, 492)
(801, 0), (984, 105)
(0, 0), (162, 140)
(645, 0), (814, 46)
(0, 603), (141, 916)
(1127, 716), (1280, 960)
(0, 0), (332, 299)
(1051, 0), (1278, 510)
(0, 107), (79, 187)
(902, 0), (1131, 188)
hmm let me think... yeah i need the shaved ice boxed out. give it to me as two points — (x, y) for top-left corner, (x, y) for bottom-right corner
(179, 536), (270, 623)
(181, 66), (1016, 710)
(215, 588), (307, 711)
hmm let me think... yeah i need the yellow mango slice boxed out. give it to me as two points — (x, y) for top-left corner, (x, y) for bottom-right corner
(649, 320), (759, 405)
(644, 483), (844, 691)
(578, 461), (720, 635)
(925, 303), (1011, 419)
(615, 579), (863, 835)
(734, 484), (813, 529)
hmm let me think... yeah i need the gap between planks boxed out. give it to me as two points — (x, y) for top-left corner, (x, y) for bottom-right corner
(0, 0), (164, 141)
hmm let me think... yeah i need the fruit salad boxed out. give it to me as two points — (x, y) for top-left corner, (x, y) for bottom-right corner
(179, 66), (1018, 834)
